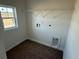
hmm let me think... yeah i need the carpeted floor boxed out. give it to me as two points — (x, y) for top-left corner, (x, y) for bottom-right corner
(7, 39), (63, 59)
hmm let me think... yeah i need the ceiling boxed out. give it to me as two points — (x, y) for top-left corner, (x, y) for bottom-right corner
(1, 0), (76, 10)
(26, 0), (76, 10)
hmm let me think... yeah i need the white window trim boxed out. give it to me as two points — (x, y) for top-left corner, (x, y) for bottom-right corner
(0, 5), (18, 30)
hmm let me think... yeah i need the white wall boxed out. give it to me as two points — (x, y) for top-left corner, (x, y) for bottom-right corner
(26, 0), (75, 50)
(63, 0), (79, 59)
(0, 39), (7, 59)
(0, 0), (75, 52)
(0, 0), (27, 51)
(0, 1), (7, 59)
(0, 27), (7, 59)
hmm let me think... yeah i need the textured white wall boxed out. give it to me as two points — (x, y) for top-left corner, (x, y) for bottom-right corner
(63, 0), (79, 59)
(27, 10), (73, 50)
(0, 0), (75, 52)
(0, 29), (7, 59)
(26, 0), (75, 50)
(0, 1), (7, 58)
(0, 0), (27, 51)
(0, 40), (7, 59)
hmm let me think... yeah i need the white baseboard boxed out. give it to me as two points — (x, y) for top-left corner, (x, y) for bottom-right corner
(6, 37), (63, 51)
(28, 38), (62, 51)
(6, 39), (27, 51)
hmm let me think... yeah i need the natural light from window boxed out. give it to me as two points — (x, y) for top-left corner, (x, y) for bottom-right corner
(0, 5), (18, 30)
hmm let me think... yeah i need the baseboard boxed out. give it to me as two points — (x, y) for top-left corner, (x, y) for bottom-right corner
(6, 39), (28, 52)
(6, 37), (63, 52)
(28, 38), (62, 51)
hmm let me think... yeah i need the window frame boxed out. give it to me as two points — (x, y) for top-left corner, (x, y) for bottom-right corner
(0, 5), (18, 30)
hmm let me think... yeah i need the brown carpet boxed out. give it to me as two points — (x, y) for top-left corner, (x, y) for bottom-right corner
(7, 39), (63, 59)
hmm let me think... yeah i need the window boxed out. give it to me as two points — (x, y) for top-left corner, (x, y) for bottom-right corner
(0, 5), (18, 30)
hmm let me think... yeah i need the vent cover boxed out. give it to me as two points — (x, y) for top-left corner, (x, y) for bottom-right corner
(52, 38), (60, 48)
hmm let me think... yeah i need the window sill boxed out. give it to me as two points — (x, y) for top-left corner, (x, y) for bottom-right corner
(4, 27), (18, 31)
